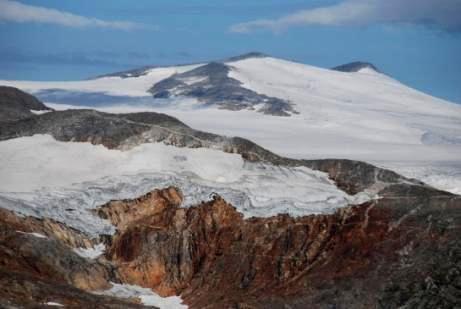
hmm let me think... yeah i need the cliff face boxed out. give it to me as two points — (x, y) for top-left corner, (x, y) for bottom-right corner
(97, 186), (460, 308)
(0, 184), (459, 308)
(0, 208), (157, 308)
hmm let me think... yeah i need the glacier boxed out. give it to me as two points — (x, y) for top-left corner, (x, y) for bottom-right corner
(0, 135), (374, 236)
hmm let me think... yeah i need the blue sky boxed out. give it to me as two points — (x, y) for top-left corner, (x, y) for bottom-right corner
(0, 0), (460, 103)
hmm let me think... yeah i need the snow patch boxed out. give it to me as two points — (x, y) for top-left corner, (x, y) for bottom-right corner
(95, 282), (187, 309)
(30, 109), (51, 115)
(178, 75), (208, 85)
(73, 243), (105, 259)
(44, 302), (64, 307)
(356, 67), (379, 74)
(16, 231), (47, 238)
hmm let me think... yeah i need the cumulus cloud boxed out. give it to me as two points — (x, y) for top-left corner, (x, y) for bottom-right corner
(0, 0), (144, 30)
(230, 0), (461, 33)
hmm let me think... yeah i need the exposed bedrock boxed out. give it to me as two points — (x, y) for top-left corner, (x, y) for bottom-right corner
(0, 208), (158, 307)
(0, 86), (53, 123)
(0, 208), (112, 291)
(148, 62), (296, 116)
(97, 186), (461, 308)
(0, 269), (155, 309)
(0, 108), (422, 198)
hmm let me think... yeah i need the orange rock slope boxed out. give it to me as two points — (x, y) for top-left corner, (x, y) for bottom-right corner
(99, 185), (460, 308)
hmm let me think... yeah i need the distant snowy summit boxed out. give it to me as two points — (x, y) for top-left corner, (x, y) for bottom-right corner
(97, 52), (269, 79)
(0, 52), (397, 118)
(1, 51), (460, 154)
(100, 53), (384, 116)
(96, 52), (296, 116)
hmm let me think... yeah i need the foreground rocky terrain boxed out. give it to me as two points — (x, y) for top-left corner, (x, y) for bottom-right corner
(0, 88), (460, 308)
(103, 186), (460, 308)
(1, 183), (459, 308)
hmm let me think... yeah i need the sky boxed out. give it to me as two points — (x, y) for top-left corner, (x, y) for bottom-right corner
(0, 0), (460, 103)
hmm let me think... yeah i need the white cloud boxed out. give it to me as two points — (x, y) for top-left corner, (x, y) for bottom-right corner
(0, 0), (144, 30)
(230, 0), (461, 33)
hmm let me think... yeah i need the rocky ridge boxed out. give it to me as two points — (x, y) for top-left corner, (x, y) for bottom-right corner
(0, 87), (460, 308)
(0, 86), (52, 123)
(148, 61), (295, 116)
(0, 90), (419, 196)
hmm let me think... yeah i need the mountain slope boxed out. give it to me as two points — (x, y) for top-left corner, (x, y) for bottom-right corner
(1, 53), (460, 194)
(0, 86), (460, 308)
(148, 62), (295, 116)
(0, 86), (52, 122)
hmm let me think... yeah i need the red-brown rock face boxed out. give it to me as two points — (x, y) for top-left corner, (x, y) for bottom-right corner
(0, 208), (157, 308)
(94, 186), (183, 232)
(0, 208), (112, 291)
(100, 186), (461, 308)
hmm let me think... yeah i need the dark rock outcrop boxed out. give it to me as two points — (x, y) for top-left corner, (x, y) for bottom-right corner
(149, 62), (295, 116)
(0, 109), (219, 149)
(301, 159), (416, 194)
(0, 86), (52, 123)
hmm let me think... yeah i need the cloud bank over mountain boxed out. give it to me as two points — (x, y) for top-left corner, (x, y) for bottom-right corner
(231, 0), (461, 33)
